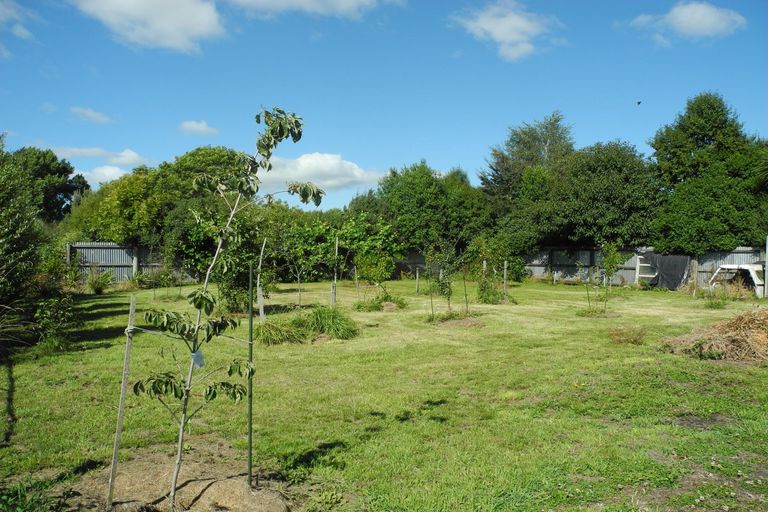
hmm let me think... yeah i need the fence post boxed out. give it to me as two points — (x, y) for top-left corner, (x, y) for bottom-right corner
(415, 267), (420, 294)
(257, 287), (265, 321)
(106, 295), (136, 510)
(690, 258), (699, 293)
(503, 260), (508, 296)
(131, 246), (139, 277)
(331, 237), (338, 307)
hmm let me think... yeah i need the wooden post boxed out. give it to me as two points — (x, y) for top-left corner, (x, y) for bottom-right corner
(503, 260), (508, 296)
(331, 237), (338, 307)
(131, 246), (139, 277)
(257, 287), (265, 321)
(256, 238), (267, 321)
(415, 267), (420, 294)
(690, 258), (699, 294)
(354, 265), (360, 301)
(765, 236), (768, 299)
(482, 260), (487, 276)
(106, 295), (136, 510)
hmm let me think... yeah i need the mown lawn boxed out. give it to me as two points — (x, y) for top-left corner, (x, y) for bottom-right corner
(1, 280), (767, 511)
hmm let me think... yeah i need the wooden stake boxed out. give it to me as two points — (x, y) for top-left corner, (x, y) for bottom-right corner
(256, 238), (267, 321)
(257, 287), (265, 321)
(331, 236), (338, 307)
(503, 260), (508, 296)
(415, 267), (420, 294)
(106, 295), (136, 510)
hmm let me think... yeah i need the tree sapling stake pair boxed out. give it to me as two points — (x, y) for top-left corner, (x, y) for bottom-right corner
(130, 108), (323, 509)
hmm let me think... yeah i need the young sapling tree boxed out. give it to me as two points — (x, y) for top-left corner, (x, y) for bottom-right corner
(132, 108), (323, 509)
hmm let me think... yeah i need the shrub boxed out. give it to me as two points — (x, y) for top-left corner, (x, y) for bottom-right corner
(292, 306), (358, 340)
(607, 325), (646, 345)
(34, 295), (81, 352)
(86, 267), (112, 295)
(353, 291), (407, 312)
(477, 275), (503, 304)
(506, 256), (528, 283)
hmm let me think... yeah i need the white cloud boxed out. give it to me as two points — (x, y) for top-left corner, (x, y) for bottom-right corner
(180, 120), (218, 135)
(228, 0), (390, 18)
(262, 153), (382, 192)
(70, 106), (112, 124)
(10, 22), (30, 39)
(72, 0), (224, 53)
(55, 146), (107, 158)
(108, 149), (144, 166)
(82, 165), (129, 185)
(0, 0), (33, 42)
(39, 102), (57, 113)
(0, 42), (9, 60)
(54, 146), (145, 166)
(631, 2), (746, 44)
(455, 1), (559, 62)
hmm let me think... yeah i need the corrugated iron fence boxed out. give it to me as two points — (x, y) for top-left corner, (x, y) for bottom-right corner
(70, 241), (766, 292)
(67, 242), (161, 281)
(524, 246), (765, 288)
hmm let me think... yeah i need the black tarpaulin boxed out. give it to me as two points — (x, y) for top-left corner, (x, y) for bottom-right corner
(641, 252), (691, 290)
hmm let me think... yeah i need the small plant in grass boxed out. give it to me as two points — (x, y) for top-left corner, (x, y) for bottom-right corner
(292, 306), (358, 340)
(0, 480), (73, 512)
(354, 291), (407, 312)
(703, 290), (728, 309)
(132, 107), (324, 509)
(86, 266), (112, 295)
(607, 325), (646, 345)
(576, 261), (600, 315)
(599, 241), (628, 313)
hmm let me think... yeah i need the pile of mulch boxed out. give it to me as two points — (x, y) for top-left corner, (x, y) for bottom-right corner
(665, 309), (768, 361)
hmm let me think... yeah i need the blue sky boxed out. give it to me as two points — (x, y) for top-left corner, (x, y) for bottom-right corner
(1, 0), (766, 209)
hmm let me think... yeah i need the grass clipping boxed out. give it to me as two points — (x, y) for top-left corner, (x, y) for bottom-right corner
(666, 309), (768, 361)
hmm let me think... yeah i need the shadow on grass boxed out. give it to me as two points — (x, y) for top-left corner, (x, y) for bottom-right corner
(285, 440), (348, 471)
(0, 360), (16, 449)
(69, 325), (126, 348)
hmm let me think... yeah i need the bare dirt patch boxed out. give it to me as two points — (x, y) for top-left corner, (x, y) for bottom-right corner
(380, 302), (398, 312)
(672, 412), (733, 430)
(440, 318), (484, 328)
(56, 436), (292, 512)
(664, 308), (768, 361)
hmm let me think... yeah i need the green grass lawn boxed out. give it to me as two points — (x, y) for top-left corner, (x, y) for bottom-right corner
(1, 280), (767, 511)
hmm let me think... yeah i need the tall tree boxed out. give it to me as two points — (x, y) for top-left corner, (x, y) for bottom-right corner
(480, 111), (574, 213)
(650, 93), (767, 254)
(374, 161), (490, 254)
(10, 147), (88, 222)
(0, 145), (44, 303)
(552, 142), (660, 247)
(650, 92), (749, 186)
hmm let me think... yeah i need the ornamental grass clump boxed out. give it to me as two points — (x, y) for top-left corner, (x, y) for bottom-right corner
(292, 306), (358, 340)
(254, 319), (307, 346)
